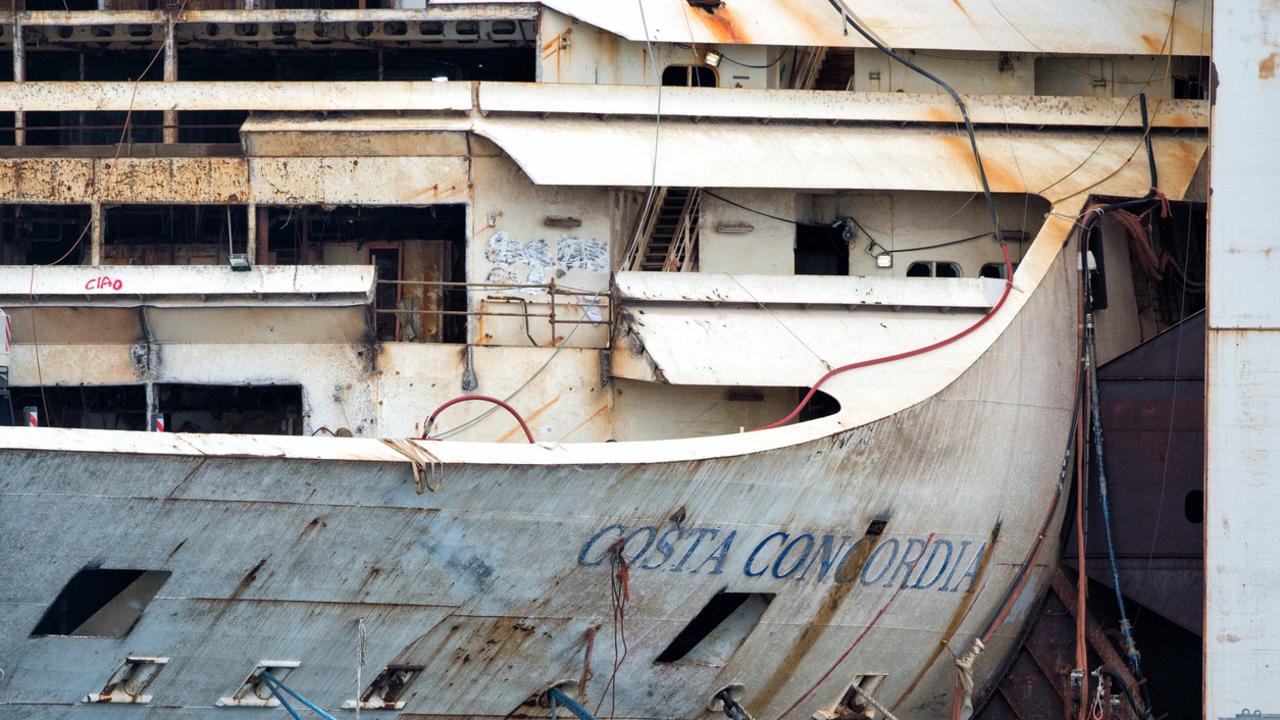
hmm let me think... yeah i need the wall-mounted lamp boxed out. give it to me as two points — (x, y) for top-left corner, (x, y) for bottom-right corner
(704, 50), (722, 68)
(228, 253), (252, 272)
(543, 215), (582, 229)
(716, 221), (754, 234)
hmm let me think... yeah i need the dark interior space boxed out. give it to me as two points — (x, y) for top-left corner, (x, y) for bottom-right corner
(30, 568), (170, 638)
(177, 110), (249, 144)
(662, 64), (717, 87)
(654, 591), (773, 663)
(797, 388), (840, 423)
(0, 205), (92, 265)
(103, 204), (249, 264)
(178, 46), (534, 82)
(158, 383), (303, 434)
(795, 223), (849, 276)
(263, 204), (467, 343)
(8, 385), (147, 430)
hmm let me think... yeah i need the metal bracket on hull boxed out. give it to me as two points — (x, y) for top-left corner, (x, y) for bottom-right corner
(82, 655), (169, 705)
(216, 660), (300, 708)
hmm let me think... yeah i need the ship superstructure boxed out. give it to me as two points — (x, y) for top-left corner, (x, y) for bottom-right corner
(0, 1), (1209, 718)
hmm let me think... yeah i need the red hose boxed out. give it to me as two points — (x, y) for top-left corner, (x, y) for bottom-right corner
(421, 394), (535, 443)
(754, 243), (1014, 431)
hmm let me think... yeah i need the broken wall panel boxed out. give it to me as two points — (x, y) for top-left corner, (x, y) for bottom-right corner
(247, 157), (468, 205)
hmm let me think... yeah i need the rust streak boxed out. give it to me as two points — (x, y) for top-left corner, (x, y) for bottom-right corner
(747, 532), (884, 717)
(497, 394), (559, 443)
(687, 5), (749, 44)
(1260, 52), (1278, 79)
(557, 404), (609, 443)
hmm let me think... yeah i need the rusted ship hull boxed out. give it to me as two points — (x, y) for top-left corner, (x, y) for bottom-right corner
(0, 238), (1078, 720)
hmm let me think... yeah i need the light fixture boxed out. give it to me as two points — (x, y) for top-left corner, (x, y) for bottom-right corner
(228, 253), (252, 272)
(875, 254), (893, 269)
(543, 215), (582, 229)
(431, 75), (449, 83)
(716, 221), (754, 234)
(704, 50), (722, 68)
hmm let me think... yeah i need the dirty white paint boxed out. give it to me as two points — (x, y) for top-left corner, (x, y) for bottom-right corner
(1204, 1), (1280, 717)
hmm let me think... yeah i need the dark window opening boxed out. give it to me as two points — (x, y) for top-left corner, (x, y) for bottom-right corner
(179, 46), (534, 82)
(103, 204), (249, 265)
(906, 261), (962, 278)
(31, 568), (171, 638)
(662, 65), (718, 87)
(1184, 489), (1204, 524)
(655, 591), (773, 665)
(795, 223), (849, 276)
(158, 383), (303, 435)
(178, 110), (249, 145)
(25, 0), (97, 10)
(0, 205), (92, 265)
(8, 385), (147, 431)
(979, 261), (1020, 279)
(262, 205), (468, 343)
(797, 388), (840, 423)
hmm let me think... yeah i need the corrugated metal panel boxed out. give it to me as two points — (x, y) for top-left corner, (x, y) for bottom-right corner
(507, 0), (1210, 55)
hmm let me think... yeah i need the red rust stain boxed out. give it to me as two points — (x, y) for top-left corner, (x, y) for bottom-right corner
(1139, 34), (1164, 54)
(925, 107), (961, 123)
(557, 403), (609, 442)
(688, 5), (749, 44)
(948, 0), (972, 19)
(497, 395), (560, 442)
(939, 135), (1022, 192)
(1260, 53), (1278, 80)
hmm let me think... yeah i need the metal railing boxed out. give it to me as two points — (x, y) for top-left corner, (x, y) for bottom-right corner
(371, 278), (610, 345)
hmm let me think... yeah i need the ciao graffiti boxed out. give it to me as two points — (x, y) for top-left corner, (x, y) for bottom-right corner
(577, 524), (988, 593)
(84, 276), (124, 291)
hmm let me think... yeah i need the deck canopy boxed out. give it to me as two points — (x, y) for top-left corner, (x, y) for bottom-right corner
(437, 0), (1210, 56)
(0, 265), (374, 346)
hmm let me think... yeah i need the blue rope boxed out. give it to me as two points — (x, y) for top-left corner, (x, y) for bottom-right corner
(259, 675), (304, 720)
(548, 687), (596, 720)
(258, 672), (339, 720)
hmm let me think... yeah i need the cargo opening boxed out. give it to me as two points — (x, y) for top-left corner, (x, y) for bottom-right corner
(261, 205), (467, 343)
(31, 568), (171, 638)
(655, 591), (773, 665)
(158, 383), (303, 434)
(103, 205), (249, 265)
(795, 223), (849, 276)
(0, 205), (93, 265)
(8, 385), (148, 430)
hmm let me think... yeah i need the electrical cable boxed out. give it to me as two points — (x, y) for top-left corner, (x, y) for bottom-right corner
(421, 394), (535, 443)
(1092, 667), (1152, 719)
(753, 242), (1013, 431)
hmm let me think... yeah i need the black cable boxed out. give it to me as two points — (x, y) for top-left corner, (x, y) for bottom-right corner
(701, 190), (821, 227)
(1094, 666), (1152, 720)
(674, 44), (794, 70)
(826, 0), (1003, 248)
(880, 232), (993, 254)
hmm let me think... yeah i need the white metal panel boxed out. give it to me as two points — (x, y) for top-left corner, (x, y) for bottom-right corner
(1205, 1), (1280, 717)
(0, 265), (374, 306)
(474, 116), (1205, 200)
(478, 83), (1210, 129)
(616, 271), (1003, 308)
(515, 0), (1208, 55)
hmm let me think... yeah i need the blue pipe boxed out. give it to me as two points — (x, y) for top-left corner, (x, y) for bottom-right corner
(258, 672), (339, 720)
(548, 686), (597, 720)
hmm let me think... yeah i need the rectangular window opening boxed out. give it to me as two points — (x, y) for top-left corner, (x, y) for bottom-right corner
(654, 590), (773, 666)
(31, 568), (171, 638)
(103, 204), (249, 266)
(795, 223), (849, 276)
(261, 205), (467, 343)
(158, 383), (303, 435)
(1, 205), (93, 266)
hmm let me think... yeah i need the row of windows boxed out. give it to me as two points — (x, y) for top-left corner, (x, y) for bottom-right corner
(906, 261), (1015, 279)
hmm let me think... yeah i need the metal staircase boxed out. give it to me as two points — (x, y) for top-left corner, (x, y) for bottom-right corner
(792, 47), (857, 90)
(628, 187), (701, 272)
